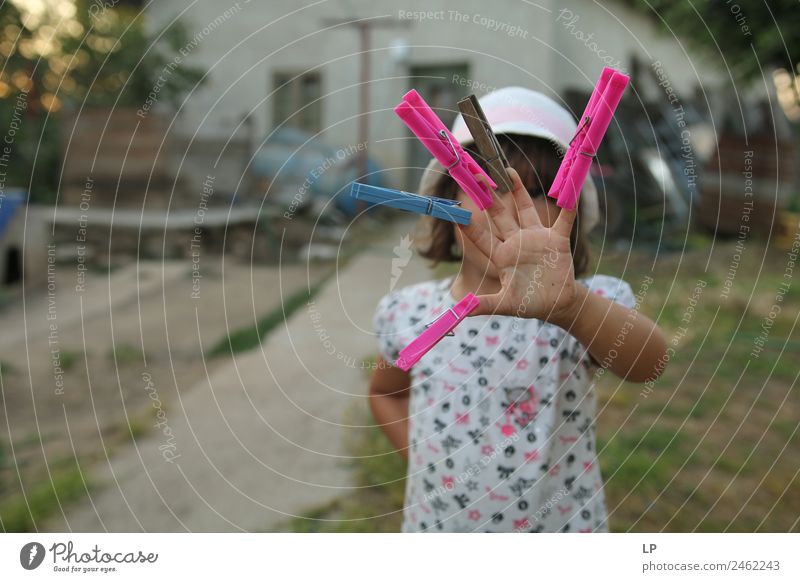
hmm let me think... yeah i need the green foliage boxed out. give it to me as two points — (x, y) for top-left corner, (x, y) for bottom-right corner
(0, 1), (205, 201)
(624, 0), (800, 80)
(64, 1), (205, 108)
(0, 3), (59, 201)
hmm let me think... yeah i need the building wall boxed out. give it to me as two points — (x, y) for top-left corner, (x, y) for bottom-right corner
(145, 0), (723, 190)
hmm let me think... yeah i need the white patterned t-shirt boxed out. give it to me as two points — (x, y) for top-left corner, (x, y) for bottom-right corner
(373, 275), (636, 533)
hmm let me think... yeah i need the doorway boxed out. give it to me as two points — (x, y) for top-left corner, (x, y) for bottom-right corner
(3, 246), (22, 285)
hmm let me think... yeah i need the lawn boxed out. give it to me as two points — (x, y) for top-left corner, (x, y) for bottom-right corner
(285, 234), (800, 532)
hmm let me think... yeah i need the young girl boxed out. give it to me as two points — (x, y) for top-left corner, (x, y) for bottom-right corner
(370, 87), (667, 533)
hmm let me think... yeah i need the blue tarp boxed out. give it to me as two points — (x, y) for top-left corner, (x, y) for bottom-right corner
(0, 190), (25, 239)
(252, 128), (384, 217)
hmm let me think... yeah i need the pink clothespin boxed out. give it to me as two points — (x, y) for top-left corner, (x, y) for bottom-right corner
(395, 90), (496, 210)
(395, 293), (480, 372)
(549, 68), (614, 201)
(548, 67), (630, 210)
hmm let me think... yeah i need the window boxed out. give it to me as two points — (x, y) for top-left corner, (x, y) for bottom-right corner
(405, 63), (470, 189)
(272, 71), (322, 133)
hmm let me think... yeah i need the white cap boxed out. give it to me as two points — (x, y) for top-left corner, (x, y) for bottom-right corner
(418, 86), (599, 234)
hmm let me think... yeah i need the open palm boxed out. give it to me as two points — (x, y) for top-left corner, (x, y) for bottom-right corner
(457, 168), (580, 323)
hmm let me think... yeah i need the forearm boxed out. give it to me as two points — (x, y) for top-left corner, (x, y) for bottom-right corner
(369, 393), (410, 459)
(552, 284), (668, 382)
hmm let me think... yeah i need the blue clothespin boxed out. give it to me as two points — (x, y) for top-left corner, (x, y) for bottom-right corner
(350, 182), (471, 225)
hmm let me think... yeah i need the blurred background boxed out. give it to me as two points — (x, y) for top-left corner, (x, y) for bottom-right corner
(0, 0), (797, 532)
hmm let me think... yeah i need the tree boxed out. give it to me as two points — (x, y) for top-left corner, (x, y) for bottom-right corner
(624, 0), (799, 105)
(63, 0), (204, 108)
(0, 0), (204, 201)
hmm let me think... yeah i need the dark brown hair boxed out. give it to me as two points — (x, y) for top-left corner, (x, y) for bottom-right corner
(418, 134), (591, 277)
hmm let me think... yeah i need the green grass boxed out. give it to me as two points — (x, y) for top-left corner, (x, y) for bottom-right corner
(0, 464), (88, 532)
(125, 414), (150, 443)
(0, 407), (160, 532)
(108, 343), (145, 366)
(0, 399), (180, 531)
(772, 418), (800, 442)
(598, 426), (691, 494)
(59, 350), (82, 371)
(594, 238), (800, 531)
(208, 280), (326, 357)
(0, 361), (13, 380)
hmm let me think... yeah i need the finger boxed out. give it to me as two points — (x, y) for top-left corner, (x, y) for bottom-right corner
(552, 205), (577, 237)
(505, 167), (540, 229)
(457, 222), (500, 261)
(467, 292), (504, 317)
(485, 183), (519, 241)
(453, 222), (492, 265)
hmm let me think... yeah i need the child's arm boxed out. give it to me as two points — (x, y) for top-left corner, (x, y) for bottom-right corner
(369, 356), (412, 459)
(549, 284), (667, 382)
(457, 168), (667, 383)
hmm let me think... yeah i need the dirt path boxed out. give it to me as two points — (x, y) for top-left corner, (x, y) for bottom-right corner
(34, 218), (431, 531)
(0, 253), (327, 528)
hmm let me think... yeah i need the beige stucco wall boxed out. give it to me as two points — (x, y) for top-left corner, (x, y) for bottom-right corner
(144, 0), (724, 190)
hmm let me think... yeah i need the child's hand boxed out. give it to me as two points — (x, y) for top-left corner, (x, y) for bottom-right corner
(457, 167), (583, 325)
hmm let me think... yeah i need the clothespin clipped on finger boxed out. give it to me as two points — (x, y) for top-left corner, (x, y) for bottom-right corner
(350, 182), (472, 225)
(395, 90), (496, 210)
(457, 94), (514, 194)
(548, 67), (630, 211)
